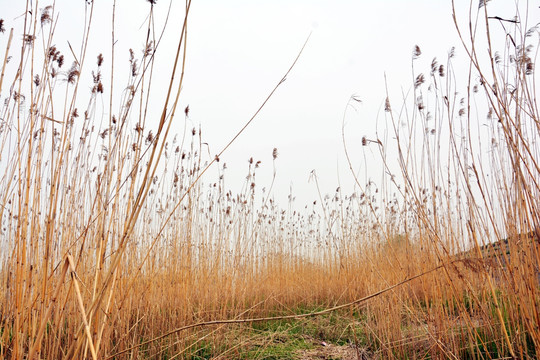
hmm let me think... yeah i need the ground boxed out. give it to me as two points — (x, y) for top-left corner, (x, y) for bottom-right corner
(296, 338), (373, 360)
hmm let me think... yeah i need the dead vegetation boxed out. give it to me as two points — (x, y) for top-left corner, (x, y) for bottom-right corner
(0, 0), (538, 359)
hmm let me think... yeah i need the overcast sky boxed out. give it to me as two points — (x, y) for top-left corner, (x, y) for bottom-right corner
(1, 0), (537, 208)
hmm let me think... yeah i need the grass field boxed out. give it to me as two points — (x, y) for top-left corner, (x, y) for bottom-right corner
(0, 1), (539, 359)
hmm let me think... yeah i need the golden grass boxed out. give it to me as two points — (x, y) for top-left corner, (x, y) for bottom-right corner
(0, 0), (539, 359)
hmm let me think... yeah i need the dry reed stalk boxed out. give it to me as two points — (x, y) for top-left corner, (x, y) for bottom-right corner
(106, 261), (448, 359)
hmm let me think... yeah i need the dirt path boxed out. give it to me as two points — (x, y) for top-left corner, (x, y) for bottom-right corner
(297, 341), (374, 360)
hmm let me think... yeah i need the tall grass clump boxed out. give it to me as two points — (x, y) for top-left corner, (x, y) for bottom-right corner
(0, 0), (538, 359)
(344, 1), (540, 358)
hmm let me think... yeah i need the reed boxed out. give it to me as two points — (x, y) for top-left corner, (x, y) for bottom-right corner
(0, 0), (538, 359)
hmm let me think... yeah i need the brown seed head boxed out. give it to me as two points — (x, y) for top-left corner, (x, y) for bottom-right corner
(384, 97), (391, 112)
(41, 6), (52, 25)
(413, 45), (421, 59)
(414, 73), (425, 88)
(23, 34), (35, 45)
(131, 60), (138, 77)
(48, 46), (57, 60)
(526, 62), (534, 75)
(67, 62), (79, 84)
(430, 58), (438, 74)
(146, 131), (154, 144)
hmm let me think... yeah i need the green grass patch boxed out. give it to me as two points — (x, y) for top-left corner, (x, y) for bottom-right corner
(245, 334), (312, 360)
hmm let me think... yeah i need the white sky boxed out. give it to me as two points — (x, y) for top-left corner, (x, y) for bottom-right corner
(183, 0), (461, 205)
(0, 0), (536, 208)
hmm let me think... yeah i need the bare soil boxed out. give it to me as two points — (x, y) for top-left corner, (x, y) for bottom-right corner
(297, 340), (375, 360)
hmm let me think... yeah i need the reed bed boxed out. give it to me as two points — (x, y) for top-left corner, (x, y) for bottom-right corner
(0, 0), (538, 359)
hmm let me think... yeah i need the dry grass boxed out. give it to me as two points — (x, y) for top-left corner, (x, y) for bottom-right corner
(0, 0), (539, 359)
